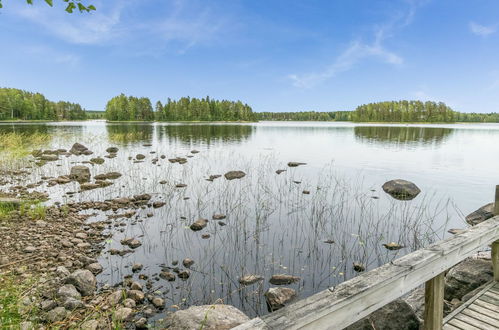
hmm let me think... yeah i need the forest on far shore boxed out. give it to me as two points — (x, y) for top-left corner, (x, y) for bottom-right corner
(1, 88), (499, 123)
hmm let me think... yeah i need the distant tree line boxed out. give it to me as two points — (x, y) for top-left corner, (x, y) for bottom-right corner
(105, 94), (255, 121)
(0, 88), (86, 120)
(255, 111), (351, 121)
(105, 94), (154, 121)
(353, 101), (456, 122)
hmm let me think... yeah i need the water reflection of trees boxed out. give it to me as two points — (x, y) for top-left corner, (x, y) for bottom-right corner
(106, 123), (154, 144)
(354, 126), (453, 146)
(0, 124), (50, 135)
(157, 124), (254, 145)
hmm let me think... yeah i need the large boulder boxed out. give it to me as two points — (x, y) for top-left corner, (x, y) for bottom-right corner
(382, 179), (421, 200)
(264, 287), (296, 312)
(163, 305), (249, 330)
(345, 299), (420, 330)
(70, 143), (92, 155)
(69, 166), (91, 183)
(445, 258), (493, 301)
(66, 269), (96, 296)
(466, 203), (495, 225)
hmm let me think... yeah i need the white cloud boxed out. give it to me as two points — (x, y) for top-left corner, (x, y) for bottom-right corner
(288, 0), (428, 88)
(469, 22), (497, 37)
(24, 45), (81, 67)
(6, 0), (230, 53)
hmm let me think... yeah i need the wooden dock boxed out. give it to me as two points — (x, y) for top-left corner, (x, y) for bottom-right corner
(235, 186), (499, 330)
(444, 281), (499, 329)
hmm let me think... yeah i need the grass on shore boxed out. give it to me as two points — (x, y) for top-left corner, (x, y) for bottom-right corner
(0, 273), (40, 328)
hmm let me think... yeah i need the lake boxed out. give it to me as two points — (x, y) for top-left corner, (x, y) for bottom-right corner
(1, 120), (498, 318)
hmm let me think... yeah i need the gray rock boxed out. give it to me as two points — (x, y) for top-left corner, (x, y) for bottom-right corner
(382, 179), (421, 200)
(114, 307), (133, 321)
(445, 258), (493, 301)
(70, 143), (91, 156)
(163, 304), (249, 330)
(107, 290), (123, 307)
(132, 263), (143, 272)
(46, 307), (68, 323)
(57, 284), (81, 301)
(80, 319), (99, 330)
(63, 297), (85, 310)
(40, 154), (59, 161)
(40, 299), (58, 312)
(269, 274), (300, 285)
(127, 289), (145, 302)
(466, 203), (495, 225)
(69, 166), (91, 183)
(106, 147), (118, 153)
(86, 263), (103, 275)
(152, 297), (164, 309)
(90, 157), (105, 165)
(23, 246), (36, 253)
(56, 266), (70, 278)
(224, 171), (246, 180)
(239, 274), (264, 286)
(123, 298), (136, 308)
(66, 269), (97, 296)
(182, 258), (195, 268)
(190, 218), (208, 231)
(135, 318), (148, 329)
(20, 321), (34, 330)
(264, 287), (296, 312)
(287, 162), (306, 167)
(345, 299), (420, 330)
(130, 281), (143, 291)
(80, 183), (100, 191)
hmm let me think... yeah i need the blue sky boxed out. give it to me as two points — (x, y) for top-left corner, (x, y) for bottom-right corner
(0, 0), (498, 113)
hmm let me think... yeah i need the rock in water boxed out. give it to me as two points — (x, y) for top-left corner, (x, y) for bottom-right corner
(190, 218), (208, 231)
(106, 147), (119, 153)
(163, 305), (249, 329)
(445, 258), (493, 301)
(66, 269), (96, 296)
(383, 242), (404, 250)
(70, 166), (91, 183)
(353, 263), (366, 272)
(224, 171), (246, 180)
(466, 203), (494, 225)
(264, 287), (296, 312)
(345, 299), (420, 330)
(69, 143), (91, 156)
(287, 162), (306, 167)
(183, 258), (195, 268)
(382, 179), (421, 200)
(239, 275), (264, 285)
(269, 274), (300, 285)
(90, 157), (105, 165)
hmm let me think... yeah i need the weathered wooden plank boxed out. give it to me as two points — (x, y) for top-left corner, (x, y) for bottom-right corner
(444, 281), (495, 324)
(461, 308), (499, 328)
(424, 272), (445, 330)
(488, 285), (499, 295)
(468, 304), (499, 322)
(494, 185), (499, 215)
(479, 294), (499, 307)
(442, 324), (461, 330)
(483, 290), (499, 301)
(474, 299), (499, 313)
(454, 313), (498, 329)
(447, 318), (481, 330)
(235, 216), (499, 330)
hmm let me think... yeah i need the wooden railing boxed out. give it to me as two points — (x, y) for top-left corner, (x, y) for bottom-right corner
(235, 186), (499, 330)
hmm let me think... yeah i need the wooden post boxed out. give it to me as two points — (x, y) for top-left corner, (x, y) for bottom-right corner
(495, 185), (499, 216)
(424, 272), (445, 330)
(493, 186), (499, 281)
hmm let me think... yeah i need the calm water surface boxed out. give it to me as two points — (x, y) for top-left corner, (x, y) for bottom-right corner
(2, 121), (499, 318)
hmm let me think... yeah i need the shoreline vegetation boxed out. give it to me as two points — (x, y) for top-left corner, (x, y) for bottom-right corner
(1, 87), (499, 123)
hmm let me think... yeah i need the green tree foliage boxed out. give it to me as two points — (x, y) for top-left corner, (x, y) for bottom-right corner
(106, 95), (255, 122)
(353, 100), (456, 122)
(0, 88), (86, 120)
(0, 0), (95, 13)
(256, 111), (351, 121)
(105, 94), (154, 121)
